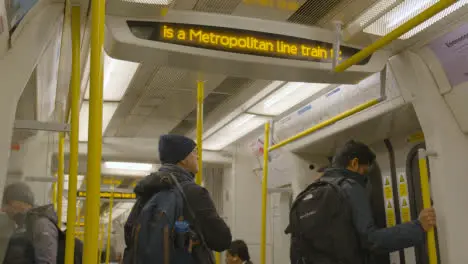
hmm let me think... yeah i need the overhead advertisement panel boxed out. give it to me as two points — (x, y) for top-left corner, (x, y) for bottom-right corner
(127, 21), (371, 65)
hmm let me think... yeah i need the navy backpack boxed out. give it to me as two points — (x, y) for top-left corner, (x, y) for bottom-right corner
(124, 173), (212, 264)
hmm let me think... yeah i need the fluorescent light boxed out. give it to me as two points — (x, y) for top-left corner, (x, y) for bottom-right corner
(402, 0), (468, 39)
(104, 161), (154, 171)
(85, 53), (139, 101)
(248, 82), (329, 116)
(362, 0), (467, 39)
(351, 0), (401, 28)
(121, 0), (174, 4)
(204, 114), (268, 151)
(78, 101), (119, 142)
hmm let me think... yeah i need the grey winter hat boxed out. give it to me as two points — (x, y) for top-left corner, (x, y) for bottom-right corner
(2, 182), (35, 206)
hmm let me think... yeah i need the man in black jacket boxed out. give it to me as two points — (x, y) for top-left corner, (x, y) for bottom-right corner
(322, 140), (436, 263)
(123, 134), (232, 263)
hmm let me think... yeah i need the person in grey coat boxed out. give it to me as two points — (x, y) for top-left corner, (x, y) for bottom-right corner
(321, 140), (437, 263)
(2, 182), (58, 264)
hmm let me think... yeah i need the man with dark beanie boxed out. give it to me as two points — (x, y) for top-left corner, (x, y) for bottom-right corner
(2, 182), (58, 264)
(123, 134), (232, 264)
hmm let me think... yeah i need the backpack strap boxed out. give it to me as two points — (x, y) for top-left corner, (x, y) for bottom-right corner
(168, 173), (215, 264)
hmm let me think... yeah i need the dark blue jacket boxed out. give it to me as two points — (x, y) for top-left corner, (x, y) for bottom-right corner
(322, 168), (425, 258)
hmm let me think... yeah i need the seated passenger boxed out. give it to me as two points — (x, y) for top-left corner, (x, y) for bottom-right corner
(123, 134), (232, 264)
(226, 240), (253, 264)
(2, 182), (59, 264)
(286, 140), (436, 264)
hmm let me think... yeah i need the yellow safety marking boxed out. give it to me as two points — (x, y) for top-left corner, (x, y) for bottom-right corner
(402, 198), (408, 207)
(401, 198), (411, 223)
(407, 131), (425, 143)
(387, 201), (393, 209)
(386, 208), (396, 227)
(397, 173), (411, 223)
(384, 177), (393, 199)
(399, 174), (408, 197)
(160, 7), (168, 16)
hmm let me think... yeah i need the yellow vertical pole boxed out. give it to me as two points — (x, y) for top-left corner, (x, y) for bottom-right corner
(52, 180), (57, 211)
(195, 80), (204, 185)
(57, 133), (65, 228)
(418, 149), (438, 264)
(83, 0), (105, 262)
(64, 6), (80, 264)
(105, 182), (114, 264)
(260, 123), (270, 264)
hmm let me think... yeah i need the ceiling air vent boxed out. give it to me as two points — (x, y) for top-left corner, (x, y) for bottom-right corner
(193, 0), (243, 14)
(170, 77), (254, 135)
(288, 0), (344, 26)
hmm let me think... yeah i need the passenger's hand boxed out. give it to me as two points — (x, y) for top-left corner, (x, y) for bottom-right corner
(418, 208), (437, 231)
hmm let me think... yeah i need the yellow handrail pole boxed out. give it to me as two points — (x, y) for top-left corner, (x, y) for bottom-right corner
(418, 149), (438, 264)
(334, 0), (456, 72)
(83, 0), (105, 262)
(195, 80), (204, 185)
(57, 133), (65, 228)
(105, 182), (115, 264)
(64, 6), (81, 264)
(260, 123), (270, 264)
(269, 99), (379, 151)
(52, 179), (57, 211)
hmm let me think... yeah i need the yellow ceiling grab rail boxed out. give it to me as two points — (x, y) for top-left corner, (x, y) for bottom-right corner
(335, 0), (457, 72)
(269, 98), (380, 151)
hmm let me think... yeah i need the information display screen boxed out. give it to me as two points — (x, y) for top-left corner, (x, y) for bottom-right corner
(127, 21), (371, 65)
(77, 191), (136, 199)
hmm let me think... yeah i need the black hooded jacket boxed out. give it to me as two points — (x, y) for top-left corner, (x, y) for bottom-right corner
(130, 164), (232, 253)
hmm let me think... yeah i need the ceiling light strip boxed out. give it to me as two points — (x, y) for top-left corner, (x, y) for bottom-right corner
(344, 0), (404, 40)
(335, 0), (457, 72)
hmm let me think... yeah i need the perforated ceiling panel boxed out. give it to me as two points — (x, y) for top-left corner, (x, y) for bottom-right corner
(288, 0), (344, 25)
(192, 0), (243, 14)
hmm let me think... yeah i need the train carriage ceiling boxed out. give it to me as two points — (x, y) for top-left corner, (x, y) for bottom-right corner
(103, 0), (383, 144)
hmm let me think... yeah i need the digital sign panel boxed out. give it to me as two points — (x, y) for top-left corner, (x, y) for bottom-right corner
(127, 21), (371, 65)
(77, 191), (136, 199)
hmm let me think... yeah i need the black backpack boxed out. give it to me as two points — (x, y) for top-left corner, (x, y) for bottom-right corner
(56, 228), (83, 264)
(3, 218), (83, 264)
(286, 177), (363, 264)
(122, 173), (214, 264)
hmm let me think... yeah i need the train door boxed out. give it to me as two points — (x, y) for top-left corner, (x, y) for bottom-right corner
(367, 161), (391, 264)
(406, 143), (441, 264)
